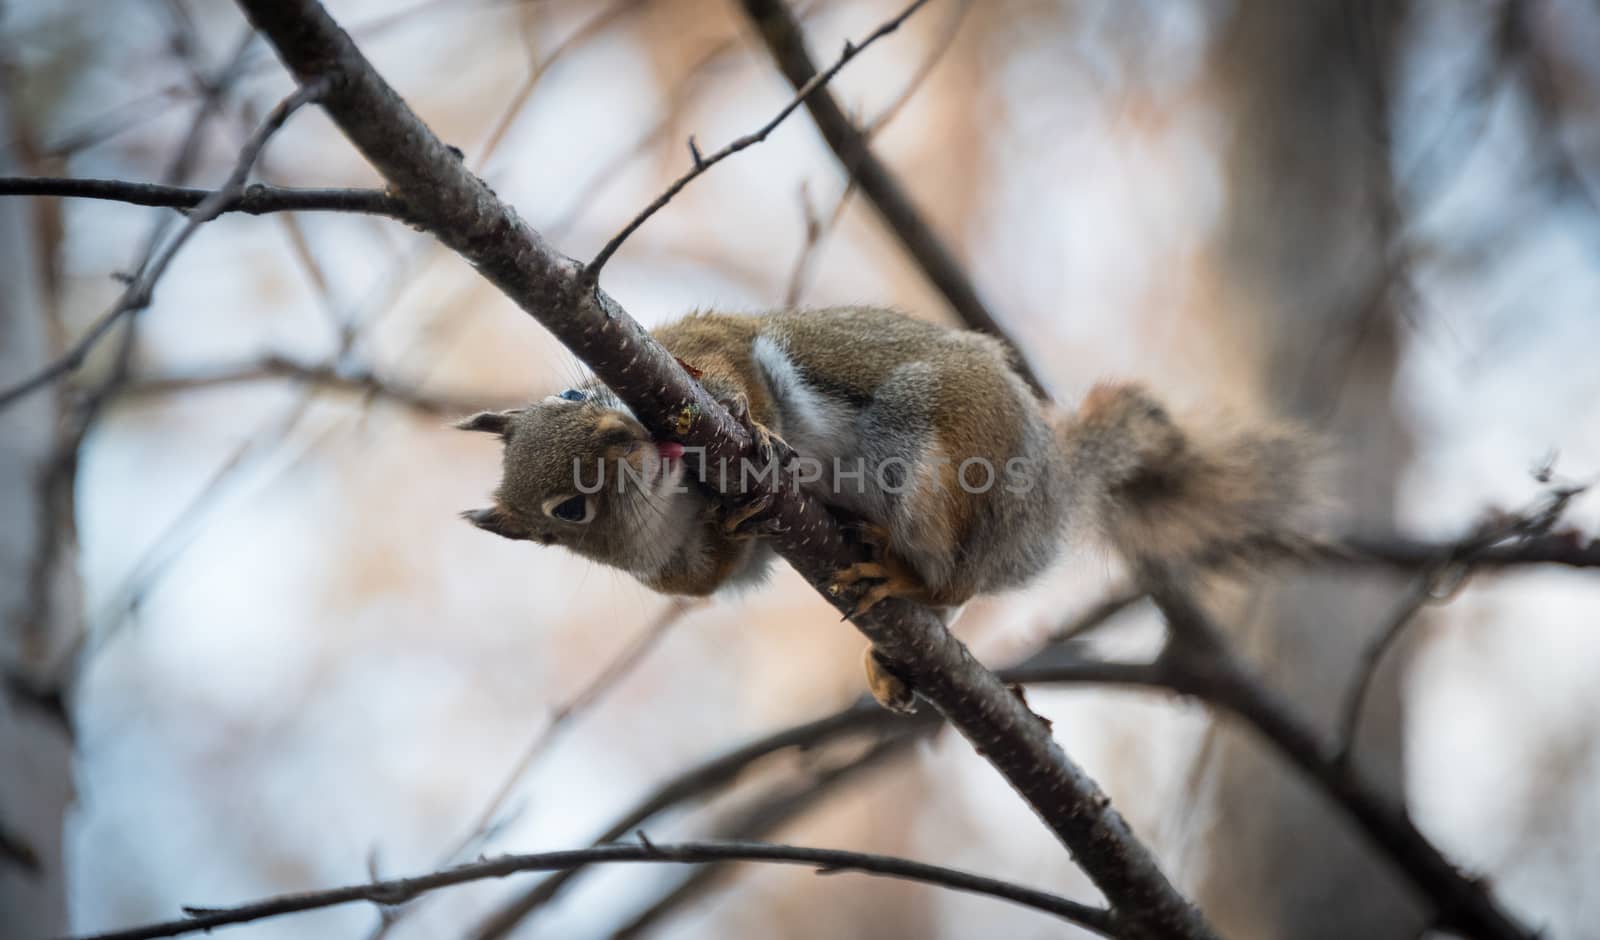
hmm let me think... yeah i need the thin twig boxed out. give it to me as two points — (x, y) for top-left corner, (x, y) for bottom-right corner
(0, 177), (410, 219)
(1044, 588), (1145, 646)
(0, 818), (40, 875)
(121, 357), (482, 415)
(1329, 531), (1600, 570)
(1333, 577), (1435, 766)
(581, 0), (934, 280)
(607, 735), (927, 939)
(0, 78), (335, 413)
(1333, 485), (1589, 763)
(56, 839), (1112, 940)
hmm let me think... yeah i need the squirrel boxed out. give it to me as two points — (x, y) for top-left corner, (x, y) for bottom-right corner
(457, 306), (1319, 711)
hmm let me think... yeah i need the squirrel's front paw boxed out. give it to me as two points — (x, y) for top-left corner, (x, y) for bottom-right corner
(720, 392), (789, 469)
(862, 646), (917, 714)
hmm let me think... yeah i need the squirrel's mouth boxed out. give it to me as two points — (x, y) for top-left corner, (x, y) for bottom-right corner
(632, 440), (685, 494)
(655, 440), (685, 470)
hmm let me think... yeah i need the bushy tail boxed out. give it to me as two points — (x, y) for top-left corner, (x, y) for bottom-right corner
(1057, 382), (1325, 570)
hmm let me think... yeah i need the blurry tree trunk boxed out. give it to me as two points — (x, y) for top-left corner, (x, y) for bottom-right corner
(0, 92), (78, 938)
(1195, 2), (1427, 937)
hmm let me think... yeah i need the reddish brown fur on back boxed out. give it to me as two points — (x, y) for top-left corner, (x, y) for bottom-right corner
(652, 313), (777, 428)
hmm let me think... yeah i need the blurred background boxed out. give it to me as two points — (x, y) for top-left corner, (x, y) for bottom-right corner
(3, 0), (1599, 938)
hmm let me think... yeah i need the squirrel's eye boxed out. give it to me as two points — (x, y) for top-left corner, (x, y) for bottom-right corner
(559, 389), (587, 402)
(543, 494), (594, 524)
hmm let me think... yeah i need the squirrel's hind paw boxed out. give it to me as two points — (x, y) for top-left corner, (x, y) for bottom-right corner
(863, 647), (917, 714)
(828, 549), (940, 619)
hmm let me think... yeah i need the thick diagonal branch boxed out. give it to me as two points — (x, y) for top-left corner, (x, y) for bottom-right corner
(232, 2), (1214, 936)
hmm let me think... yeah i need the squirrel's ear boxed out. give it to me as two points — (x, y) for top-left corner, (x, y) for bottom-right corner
(461, 507), (529, 541)
(454, 410), (520, 437)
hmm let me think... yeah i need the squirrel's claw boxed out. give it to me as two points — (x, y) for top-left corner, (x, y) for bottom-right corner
(828, 554), (936, 618)
(829, 560), (889, 587)
(863, 647), (917, 714)
(721, 492), (779, 539)
(828, 522), (935, 616)
(720, 392), (789, 469)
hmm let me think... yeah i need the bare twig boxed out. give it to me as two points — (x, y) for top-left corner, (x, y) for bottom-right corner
(2, 671), (71, 736)
(1331, 531), (1600, 570)
(737, 0), (1046, 398)
(607, 735), (926, 939)
(1333, 577), (1435, 766)
(581, 0), (934, 280)
(1044, 587), (1144, 646)
(0, 818), (40, 875)
(122, 356), (484, 415)
(0, 177), (409, 219)
(0, 78), (334, 412)
(57, 839), (1112, 940)
(1334, 485), (1589, 762)
(1141, 567), (1535, 940)
(236, 2), (1214, 936)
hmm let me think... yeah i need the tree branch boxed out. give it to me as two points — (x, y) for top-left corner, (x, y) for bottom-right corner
(57, 839), (1112, 940)
(233, 2), (1214, 936)
(0, 176), (410, 218)
(1332, 576), (1434, 764)
(1332, 531), (1600, 570)
(0, 817), (40, 875)
(1141, 567), (1535, 940)
(119, 355), (488, 416)
(737, 0), (1047, 398)
(1335, 485), (1588, 764)
(606, 734), (925, 939)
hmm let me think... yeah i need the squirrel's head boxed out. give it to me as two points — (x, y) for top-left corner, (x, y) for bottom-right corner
(456, 386), (699, 577)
